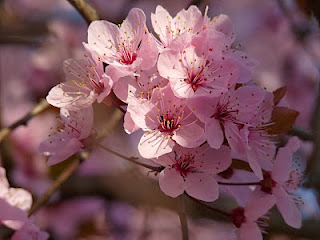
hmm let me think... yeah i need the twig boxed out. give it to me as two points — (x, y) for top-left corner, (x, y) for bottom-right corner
(288, 127), (313, 141)
(186, 194), (230, 218)
(178, 195), (189, 240)
(67, 0), (99, 25)
(0, 99), (51, 143)
(217, 181), (260, 186)
(28, 153), (87, 216)
(98, 144), (164, 172)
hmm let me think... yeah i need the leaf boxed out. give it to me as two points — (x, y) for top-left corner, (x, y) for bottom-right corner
(273, 86), (287, 105)
(266, 107), (299, 135)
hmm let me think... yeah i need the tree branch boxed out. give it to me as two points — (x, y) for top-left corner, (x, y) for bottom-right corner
(67, 0), (99, 25)
(178, 195), (189, 240)
(0, 99), (51, 143)
(28, 153), (87, 216)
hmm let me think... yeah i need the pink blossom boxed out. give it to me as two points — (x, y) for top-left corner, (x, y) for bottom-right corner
(158, 38), (238, 98)
(46, 52), (113, 110)
(189, 85), (265, 151)
(204, 14), (258, 82)
(0, 167), (32, 230)
(239, 91), (276, 179)
(128, 86), (205, 158)
(39, 106), (94, 165)
(151, 5), (204, 50)
(85, 8), (158, 81)
(250, 137), (302, 228)
(230, 189), (275, 240)
(154, 144), (231, 201)
(113, 65), (168, 103)
(0, 167), (47, 240)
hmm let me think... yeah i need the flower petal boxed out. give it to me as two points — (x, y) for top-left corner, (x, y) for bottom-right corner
(159, 168), (185, 198)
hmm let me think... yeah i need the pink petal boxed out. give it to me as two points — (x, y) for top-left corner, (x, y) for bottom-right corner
(86, 20), (120, 64)
(193, 145), (232, 173)
(46, 82), (97, 111)
(272, 147), (292, 183)
(247, 149), (263, 180)
(0, 167), (9, 195)
(158, 49), (186, 81)
(138, 32), (159, 70)
(245, 188), (276, 221)
(151, 6), (173, 47)
(39, 133), (83, 165)
(0, 199), (28, 230)
(123, 112), (140, 134)
(238, 222), (262, 240)
(205, 118), (224, 149)
(159, 168), (185, 198)
(274, 185), (302, 228)
(209, 14), (235, 45)
(138, 131), (175, 159)
(224, 121), (246, 156)
(172, 123), (205, 148)
(185, 173), (219, 202)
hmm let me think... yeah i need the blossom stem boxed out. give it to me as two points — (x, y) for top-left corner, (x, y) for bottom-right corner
(0, 99), (50, 143)
(179, 194), (189, 240)
(111, 96), (126, 114)
(98, 144), (164, 172)
(186, 194), (231, 218)
(217, 181), (261, 186)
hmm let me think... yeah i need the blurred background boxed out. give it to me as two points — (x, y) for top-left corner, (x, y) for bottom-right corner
(1, 0), (320, 239)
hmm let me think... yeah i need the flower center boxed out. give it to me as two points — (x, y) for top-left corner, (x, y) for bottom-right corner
(260, 172), (277, 194)
(230, 207), (246, 228)
(173, 153), (195, 178)
(157, 114), (180, 135)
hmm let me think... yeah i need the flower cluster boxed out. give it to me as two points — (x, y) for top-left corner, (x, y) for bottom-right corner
(39, 5), (303, 240)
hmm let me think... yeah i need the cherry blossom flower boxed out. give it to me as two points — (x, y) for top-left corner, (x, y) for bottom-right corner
(158, 38), (238, 98)
(39, 106), (94, 165)
(154, 145), (231, 201)
(113, 65), (168, 103)
(0, 166), (48, 239)
(128, 86), (205, 158)
(230, 189), (275, 240)
(239, 91), (276, 179)
(85, 8), (158, 81)
(189, 85), (265, 151)
(151, 5), (204, 50)
(250, 137), (302, 228)
(204, 14), (258, 82)
(46, 52), (113, 111)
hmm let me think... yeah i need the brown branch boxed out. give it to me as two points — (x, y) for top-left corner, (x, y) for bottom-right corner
(67, 0), (99, 25)
(28, 153), (87, 216)
(287, 126), (313, 141)
(98, 144), (164, 172)
(0, 99), (51, 143)
(178, 194), (189, 240)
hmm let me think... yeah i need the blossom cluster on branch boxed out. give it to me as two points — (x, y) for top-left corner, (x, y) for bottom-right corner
(0, 5), (304, 240)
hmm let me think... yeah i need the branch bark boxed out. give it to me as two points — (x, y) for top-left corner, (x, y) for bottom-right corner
(67, 0), (99, 24)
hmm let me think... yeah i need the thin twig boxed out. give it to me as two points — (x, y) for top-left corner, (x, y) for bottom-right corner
(67, 0), (99, 25)
(217, 181), (260, 186)
(98, 144), (164, 172)
(178, 194), (189, 240)
(186, 194), (230, 218)
(0, 99), (51, 143)
(288, 127), (313, 141)
(28, 153), (87, 216)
